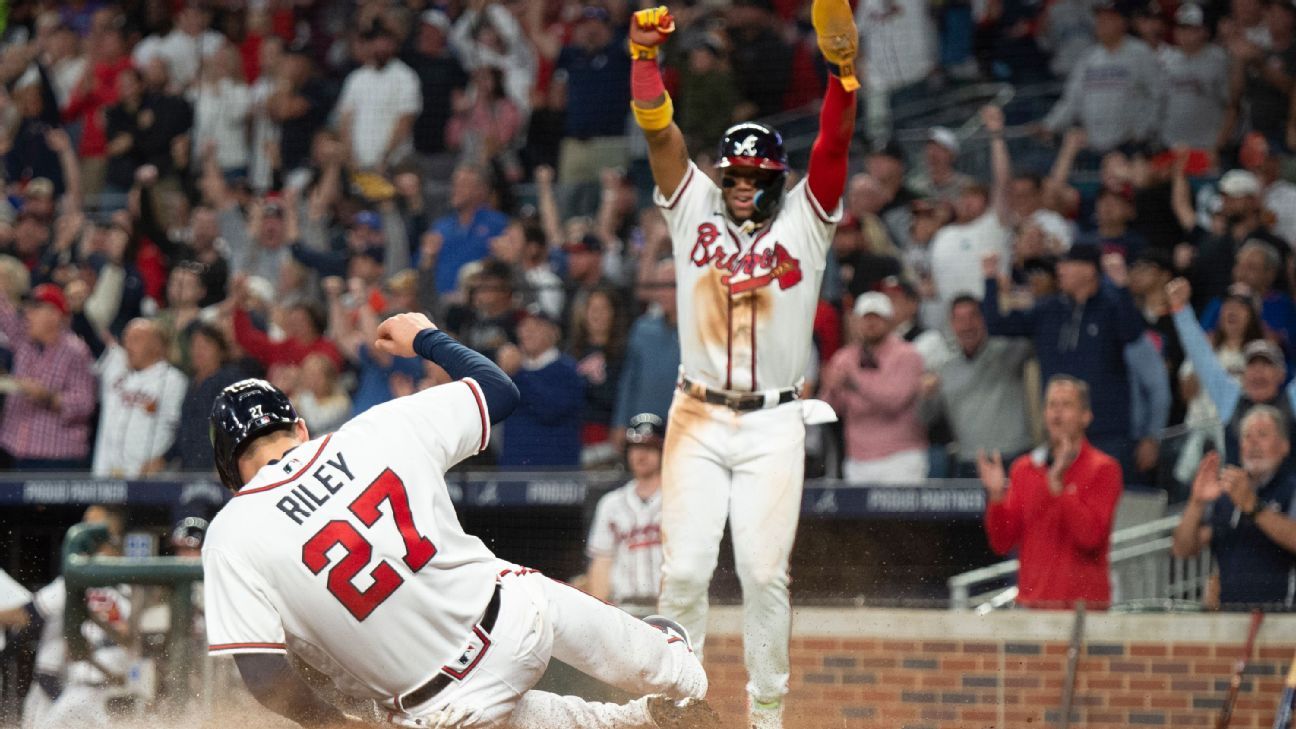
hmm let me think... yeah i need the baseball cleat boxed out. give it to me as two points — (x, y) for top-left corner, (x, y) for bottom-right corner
(644, 614), (693, 650)
(647, 696), (722, 729)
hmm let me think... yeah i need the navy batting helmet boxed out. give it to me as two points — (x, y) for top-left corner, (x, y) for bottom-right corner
(625, 413), (666, 448)
(716, 122), (789, 224)
(210, 379), (299, 492)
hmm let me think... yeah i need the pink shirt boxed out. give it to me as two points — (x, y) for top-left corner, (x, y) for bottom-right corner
(820, 336), (927, 462)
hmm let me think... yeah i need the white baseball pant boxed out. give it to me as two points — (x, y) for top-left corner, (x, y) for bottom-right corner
(36, 684), (113, 729)
(21, 678), (56, 729)
(658, 390), (806, 706)
(391, 568), (706, 729)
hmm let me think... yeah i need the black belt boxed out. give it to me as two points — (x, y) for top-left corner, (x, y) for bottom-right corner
(398, 582), (502, 711)
(679, 377), (797, 412)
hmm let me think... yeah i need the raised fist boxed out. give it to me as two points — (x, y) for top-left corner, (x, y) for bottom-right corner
(629, 6), (675, 50)
(375, 312), (437, 358)
(979, 105), (1005, 135)
(1166, 277), (1191, 313)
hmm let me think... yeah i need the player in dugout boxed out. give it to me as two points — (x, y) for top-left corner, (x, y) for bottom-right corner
(628, 2), (858, 727)
(202, 312), (721, 729)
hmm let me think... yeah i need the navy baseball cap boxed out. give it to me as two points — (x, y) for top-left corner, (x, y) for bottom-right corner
(354, 210), (382, 230)
(1061, 243), (1102, 267)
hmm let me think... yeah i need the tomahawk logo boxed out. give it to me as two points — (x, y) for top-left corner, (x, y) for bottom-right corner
(734, 135), (759, 156)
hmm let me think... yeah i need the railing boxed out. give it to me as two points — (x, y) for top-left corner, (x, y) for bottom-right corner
(948, 513), (1213, 611)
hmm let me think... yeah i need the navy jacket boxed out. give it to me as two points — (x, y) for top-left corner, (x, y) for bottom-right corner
(499, 354), (586, 468)
(982, 278), (1145, 440)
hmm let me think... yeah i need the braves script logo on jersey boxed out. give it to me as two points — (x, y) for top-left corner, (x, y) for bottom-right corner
(612, 523), (661, 551)
(689, 222), (803, 295)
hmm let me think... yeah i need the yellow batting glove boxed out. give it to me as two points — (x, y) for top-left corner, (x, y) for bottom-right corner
(628, 6), (675, 60)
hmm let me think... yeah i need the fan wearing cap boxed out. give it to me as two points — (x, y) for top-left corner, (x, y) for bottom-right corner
(821, 292), (929, 484)
(1159, 4), (1231, 151)
(0, 283), (97, 469)
(1169, 277), (1296, 466)
(226, 274), (344, 371)
(443, 259), (524, 363)
(292, 210), (397, 293)
(1127, 250), (1187, 416)
(1173, 165), (1290, 309)
(336, 20), (421, 172)
(628, 5), (858, 723)
(909, 127), (974, 205)
(585, 414), (667, 615)
(927, 105), (1016, 331)
(1234, 133), (1296, 248)
(495, 306), (585, 468)
(982, 243), (1148, 467)
(1076, 184), (1147, 260)
(1041, 0), (1164, 153)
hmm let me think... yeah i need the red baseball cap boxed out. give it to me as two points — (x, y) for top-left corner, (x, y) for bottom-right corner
(27, 283), (67, 315)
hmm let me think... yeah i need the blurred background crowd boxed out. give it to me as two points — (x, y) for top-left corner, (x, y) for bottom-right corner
(0, 0), (1293, 495)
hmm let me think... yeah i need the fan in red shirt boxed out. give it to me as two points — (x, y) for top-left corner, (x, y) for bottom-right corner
(225, 274), (343, 372)
(976, 375), (1123, 609)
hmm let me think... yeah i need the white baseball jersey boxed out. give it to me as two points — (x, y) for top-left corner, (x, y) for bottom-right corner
(655, 161), (840, 393)
(586, 482), (662, 604)
(203, 379), (500, 704)
(31, 578), (67, 676)
(92, 345), (187, 477)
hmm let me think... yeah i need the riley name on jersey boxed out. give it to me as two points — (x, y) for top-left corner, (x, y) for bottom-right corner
(268, 448), (357, 525)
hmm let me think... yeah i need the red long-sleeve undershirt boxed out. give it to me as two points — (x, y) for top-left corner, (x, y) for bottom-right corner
(634, 57), (855, 213)
(806, 77), (856, 214)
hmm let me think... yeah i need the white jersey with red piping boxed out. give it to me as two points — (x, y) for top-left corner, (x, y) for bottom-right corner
(655, 161), (841, 393)
(202, 378), (500, 703)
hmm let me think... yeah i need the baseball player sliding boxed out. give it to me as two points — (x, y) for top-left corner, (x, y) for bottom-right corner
(202, 313), (720, 729)
(629, 3), (858, 727)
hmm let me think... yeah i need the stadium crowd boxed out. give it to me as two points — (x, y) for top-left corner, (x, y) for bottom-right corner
(0, 0), (1294, 493)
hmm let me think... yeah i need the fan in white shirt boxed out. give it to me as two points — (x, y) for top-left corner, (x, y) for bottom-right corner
(91, 320), (187, 478)
(132, 5), (226, 92)
(337, 24), (422, 171)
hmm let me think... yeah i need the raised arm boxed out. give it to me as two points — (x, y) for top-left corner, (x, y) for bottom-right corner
(1169, 148), (1196, 233)
(1167, 278), (1243, 423)
(981, 105), (1012, 225)
(378, 313), (520, 423)
(628, 7), (690, 199)
(805, 73), (856, 214)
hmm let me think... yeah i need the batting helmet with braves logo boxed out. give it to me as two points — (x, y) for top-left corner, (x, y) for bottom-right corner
(716, 122), (789, 224)
(210, 379), (301, 492)
(625, 413), (666, 448)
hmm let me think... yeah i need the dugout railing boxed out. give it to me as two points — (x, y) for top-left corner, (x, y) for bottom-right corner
(947, 512), (1215, 612)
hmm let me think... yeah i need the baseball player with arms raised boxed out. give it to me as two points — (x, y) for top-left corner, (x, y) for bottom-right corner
(628, 3), (858, 727)
(202, 312), (720, 729)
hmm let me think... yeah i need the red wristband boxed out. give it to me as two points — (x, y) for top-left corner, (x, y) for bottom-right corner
(631, 58), (666, 103)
